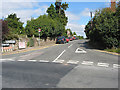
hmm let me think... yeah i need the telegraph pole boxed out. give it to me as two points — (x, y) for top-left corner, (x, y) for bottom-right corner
(56, 0), (62, 14)
(90, 11), (93, 27)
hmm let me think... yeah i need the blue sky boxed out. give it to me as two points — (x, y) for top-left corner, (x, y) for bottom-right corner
(1, 0), (112, 37)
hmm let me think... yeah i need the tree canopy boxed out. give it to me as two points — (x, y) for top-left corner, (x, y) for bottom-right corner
(85, 2), (120, 49)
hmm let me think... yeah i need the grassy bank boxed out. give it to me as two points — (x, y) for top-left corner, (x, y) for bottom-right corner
(87, 40), (120, 54)
(104, 48), (120, 54)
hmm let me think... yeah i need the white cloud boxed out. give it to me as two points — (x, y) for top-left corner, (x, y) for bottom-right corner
(65, 11), (80, 22)
(80, 8), (95, 17)
(81, 8), (90, 16)
(2, 2), (48, 26)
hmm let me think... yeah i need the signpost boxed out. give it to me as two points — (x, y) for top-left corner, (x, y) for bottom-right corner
(38, 28), (41, 46)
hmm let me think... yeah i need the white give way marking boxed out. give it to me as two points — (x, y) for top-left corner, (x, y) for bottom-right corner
(75, 48), (87, 53)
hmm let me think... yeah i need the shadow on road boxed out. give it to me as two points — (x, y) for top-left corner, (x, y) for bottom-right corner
(78, 40), (105, 50)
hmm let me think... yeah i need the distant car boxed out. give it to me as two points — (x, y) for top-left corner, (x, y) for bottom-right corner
(74, 36), (78, 40)
(72, 36), (76, 40)
(66, 37), (69, 43)
(56, 36), (66, 44)
(69, 37), (73, 41)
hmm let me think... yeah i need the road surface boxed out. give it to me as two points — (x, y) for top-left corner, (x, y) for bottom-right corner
(1, 40), (119, 88)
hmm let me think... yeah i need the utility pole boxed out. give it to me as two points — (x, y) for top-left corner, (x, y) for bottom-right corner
(90, 11), (93, 27)
(56, 0), (62, 14)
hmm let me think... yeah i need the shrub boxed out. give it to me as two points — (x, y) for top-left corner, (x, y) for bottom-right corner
(29, 38), (34, 47)
(27, 42), (29, 47)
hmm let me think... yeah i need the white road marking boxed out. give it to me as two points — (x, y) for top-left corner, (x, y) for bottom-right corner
(28, 60), (37, 62)
(81, 61), (94, 66)
(97, 63), (109, 67)
(54, 50), (66, 61)
(68, 44), (73, 48)
(67, 60), (79, 64)
(113, 64), (120, 68)
(17, 60), (26, 62)
(0, 59), (13, 61)
(75, 48), (87, 53)
(39, 60), (49, 63)
(52, 60), (64, 63)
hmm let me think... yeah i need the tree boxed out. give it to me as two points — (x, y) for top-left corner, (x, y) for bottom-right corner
(47, 4), (56, 19)
(116, 1), (120, 47)
(73, 32), (77, 36)
(1, 19), (9, 41)
(25, 1), (69, 40)
(85, 6), (119, 49)
(5, 13), (24, 35)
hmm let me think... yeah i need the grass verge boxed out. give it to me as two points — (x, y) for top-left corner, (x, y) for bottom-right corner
(104, 48), (120, 54)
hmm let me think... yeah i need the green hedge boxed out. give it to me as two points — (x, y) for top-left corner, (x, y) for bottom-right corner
(29, 38), (34, 47)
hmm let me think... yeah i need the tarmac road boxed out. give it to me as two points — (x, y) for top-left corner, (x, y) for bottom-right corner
(1, 39), (119, 88)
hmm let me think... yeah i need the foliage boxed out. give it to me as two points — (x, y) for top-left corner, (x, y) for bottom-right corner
(78, 36), (84, 39)
(5, 13), (25, 35)
(73, 32), (77, 36)
(85, 3), (120, 49)
(25, 2), (69, 40)
(29, 38), (34, 47)
(27, 42), (29, 47)
(104, 48), (120, 54)
(1, 19), (9, 41)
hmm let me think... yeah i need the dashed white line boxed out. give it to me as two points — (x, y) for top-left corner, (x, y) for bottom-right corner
(28, 60), (37, 62)
(81, 61), (94, 66)
(67, 60), (79, 64)
(52, 60), (64, 63)
(39, 60), (49, 63)
(68, 44), (73, 48)
(0, 59), (13, 61)
(54, 50), (66, 61)
(97, 63), (109, 67)
(17, 60), (26, 62)
(113, 64), (120, 68)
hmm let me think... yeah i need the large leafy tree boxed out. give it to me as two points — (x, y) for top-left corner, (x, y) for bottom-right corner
(85, 5), (119, 49)
(5, 13), (24, 35)
(25, 1), (69, 40)
(116, 1), (120, 47)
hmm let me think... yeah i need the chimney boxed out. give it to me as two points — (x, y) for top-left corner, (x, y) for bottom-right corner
(111, 0), (116, 12)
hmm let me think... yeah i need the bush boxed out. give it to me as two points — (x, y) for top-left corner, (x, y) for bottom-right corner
(27, 42), (29, 47)
(29, 38), (34, 47)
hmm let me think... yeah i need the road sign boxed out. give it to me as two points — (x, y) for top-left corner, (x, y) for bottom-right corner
(5, 40), (16, 44)
(38, 28), (41, 32)
(19, 42), (26, 49)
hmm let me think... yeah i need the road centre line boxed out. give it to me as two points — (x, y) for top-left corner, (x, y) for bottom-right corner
(68, 44), (73, 48)
(54, 50), (66, 61)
